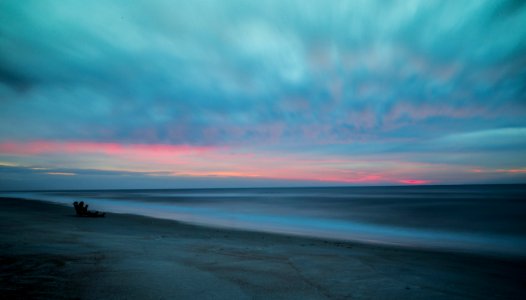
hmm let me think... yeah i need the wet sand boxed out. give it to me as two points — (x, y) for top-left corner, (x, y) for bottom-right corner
(1, 197), (525, 299)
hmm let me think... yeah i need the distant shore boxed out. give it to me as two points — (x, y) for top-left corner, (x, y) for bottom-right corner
(1, 197), (525, 299)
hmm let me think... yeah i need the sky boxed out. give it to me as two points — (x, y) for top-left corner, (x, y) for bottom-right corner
(0, 0), (525, 190)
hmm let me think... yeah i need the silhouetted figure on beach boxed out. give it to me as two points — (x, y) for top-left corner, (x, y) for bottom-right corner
(73, 201), (105, 217)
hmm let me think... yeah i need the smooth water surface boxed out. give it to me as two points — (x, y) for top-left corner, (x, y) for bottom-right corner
(3, 185), (526, 256)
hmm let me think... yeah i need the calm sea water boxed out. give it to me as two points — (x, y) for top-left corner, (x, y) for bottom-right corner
(3, 185), (526, 256)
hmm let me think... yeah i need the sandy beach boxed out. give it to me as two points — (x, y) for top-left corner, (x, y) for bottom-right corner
(1, 197), (525, 299)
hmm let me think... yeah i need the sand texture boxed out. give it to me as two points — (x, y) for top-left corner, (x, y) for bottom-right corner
(1, 197), (525, 299)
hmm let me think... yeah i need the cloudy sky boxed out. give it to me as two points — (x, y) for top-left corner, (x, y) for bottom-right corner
(0, 0), (525, 190)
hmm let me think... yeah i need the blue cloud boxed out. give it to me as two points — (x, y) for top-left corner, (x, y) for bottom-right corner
(0, 0), (525, 186)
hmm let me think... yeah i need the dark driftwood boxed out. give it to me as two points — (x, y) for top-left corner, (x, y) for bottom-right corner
(73, 201), (105, 218)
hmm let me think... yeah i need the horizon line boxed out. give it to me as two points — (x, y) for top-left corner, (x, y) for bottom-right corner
(2, 182), (525, 193)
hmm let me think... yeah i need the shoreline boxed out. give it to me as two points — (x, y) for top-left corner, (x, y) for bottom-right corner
(5, 192), (526, 259)
(1, 197), (525, 299)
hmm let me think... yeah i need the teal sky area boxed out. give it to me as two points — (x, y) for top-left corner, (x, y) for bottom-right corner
(0, 0), (525, 190)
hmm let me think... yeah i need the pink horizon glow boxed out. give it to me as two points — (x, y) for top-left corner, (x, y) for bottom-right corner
(0, 140), (437, 185)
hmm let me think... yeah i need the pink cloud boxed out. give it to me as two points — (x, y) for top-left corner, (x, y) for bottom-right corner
(497, 169), (526, 174)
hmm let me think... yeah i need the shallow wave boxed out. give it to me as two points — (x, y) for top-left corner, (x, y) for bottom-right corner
(3, 187), (526, 257)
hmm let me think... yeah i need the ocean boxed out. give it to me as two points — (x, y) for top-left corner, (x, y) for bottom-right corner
(3, 184), (526, 257)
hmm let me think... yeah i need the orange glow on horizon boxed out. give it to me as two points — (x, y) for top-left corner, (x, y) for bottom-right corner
(469, 168), (526, 174)
(398, 179), (432, 185)
(46, 172), (76, 176)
